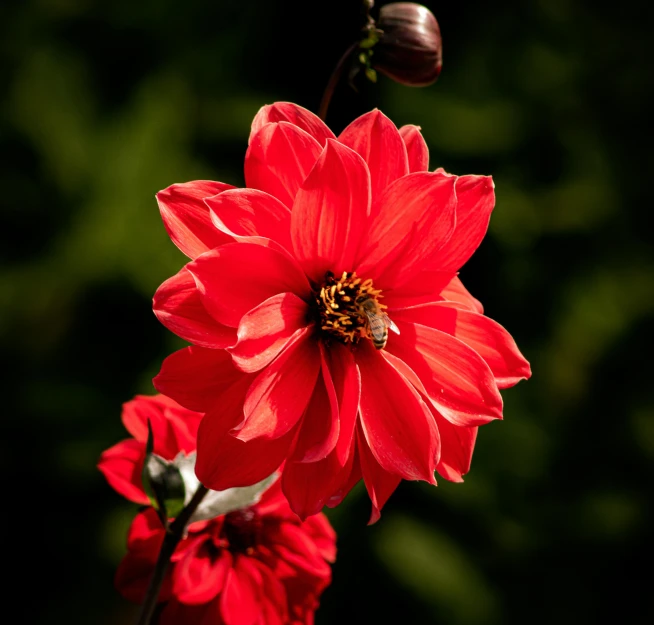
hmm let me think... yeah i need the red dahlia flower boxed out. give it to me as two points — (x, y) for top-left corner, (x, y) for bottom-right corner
(153, 102), (531, 522)
(100, 394), (336, 624)
(117, 481), (335, 625)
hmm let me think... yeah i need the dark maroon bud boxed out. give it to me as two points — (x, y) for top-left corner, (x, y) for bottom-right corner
(371, 2), (443, 87)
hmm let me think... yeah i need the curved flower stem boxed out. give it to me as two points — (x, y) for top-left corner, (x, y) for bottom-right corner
(318, 1), (377, 121)
(135, 485), (209, 625)
(318, 41), (359, 121)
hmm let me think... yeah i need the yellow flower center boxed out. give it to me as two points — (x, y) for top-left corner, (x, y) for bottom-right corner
(314, 271), (387, 346)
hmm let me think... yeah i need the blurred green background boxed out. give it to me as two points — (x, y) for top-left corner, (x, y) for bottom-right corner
(2, 0), (652, 623)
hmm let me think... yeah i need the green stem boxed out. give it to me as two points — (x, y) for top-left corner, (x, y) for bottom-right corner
(318, 42), (359, 122)
(135, 485), (209, 625)
(318, 1), (377, 121)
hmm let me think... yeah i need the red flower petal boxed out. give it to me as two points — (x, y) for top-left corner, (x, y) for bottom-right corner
(388, 319), (503, 426)
(250, 102), (335, 146)
(399, 125), (429, 173)
(245, 122), (322, 208)
(301, 514), (338, 563)
(267, 522), (332, 578)
(127, 506), (164, 545)
(160, 400), (204, 452)
(153, 346), (245, 413)
(281, 441), (356, 520)
(356, 341), (439, 482)
(324, 342), (360, 466)
(338, 109), (409, 201)
(378, 348), (430, 400)
(441, 275), (484, 313)
(429, 403), (478, 482)
(119, 394), (177, 442)
(187, 242), (311, 328)
(235, 328), (320, 441)
(252, 479), (287, 515)
(229, 293), (311, 374)
(174, 544), (232, 604)
(195, 400), (297, 490)
(290, 139), (371, 283)
(399, 302), (531, 388)
(249, 561), (288, 625)
(357, 426), (402, 524)
(115, 550), (161, 605)
(290, 348), (339, 463)
(383, 269), (455, 310)
(115, 509), (168, 603)
(429, 174), (496, 272)
(195, 378), (298, 491)
(157, 181), (234, 259)
(120, 394), (186, 459)
(355, 172), (456, 289)
(153, 267), (237, 349)
(220, 556), (262, 625)
(206, 188), (292, 252)
(170, 529), (208, 562)
(281, 344), (359, 519)
(326, 445), (362, 509)
(98, 439), (148, 504)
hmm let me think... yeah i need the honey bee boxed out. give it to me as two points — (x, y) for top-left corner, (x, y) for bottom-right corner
(357, 296), (400, 350)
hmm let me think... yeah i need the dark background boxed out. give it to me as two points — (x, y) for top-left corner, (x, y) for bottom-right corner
(2, 1), (652, 623)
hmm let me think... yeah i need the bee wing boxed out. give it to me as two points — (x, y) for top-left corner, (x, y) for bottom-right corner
(382, 313), (400, 335)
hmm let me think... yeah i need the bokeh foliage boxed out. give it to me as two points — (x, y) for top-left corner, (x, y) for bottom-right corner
(1, 1), (652, 623)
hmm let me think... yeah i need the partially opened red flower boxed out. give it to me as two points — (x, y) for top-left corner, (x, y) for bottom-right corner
(98, 394), (203, 505)
(153, 102), (531, 522)
(117, 481), (336, 625)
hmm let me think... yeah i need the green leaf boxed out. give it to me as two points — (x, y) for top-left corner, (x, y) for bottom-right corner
(365, 67), (378, 83)
(359, 27), (380, 49)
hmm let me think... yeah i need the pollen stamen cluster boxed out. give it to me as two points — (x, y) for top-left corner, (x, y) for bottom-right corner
(315, 271), (386, 345)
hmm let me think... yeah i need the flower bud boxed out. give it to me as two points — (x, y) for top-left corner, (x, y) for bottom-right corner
(372, 2), (443, 87)
(142, 451), (187, 520)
